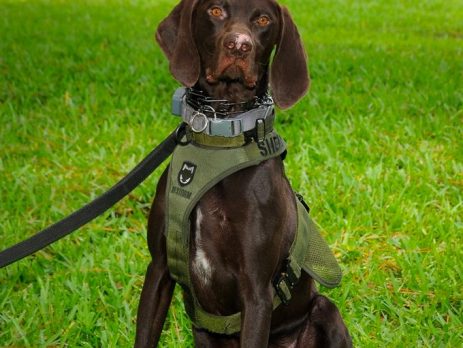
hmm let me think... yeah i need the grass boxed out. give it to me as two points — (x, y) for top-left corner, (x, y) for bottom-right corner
(0, 0), (462, 346)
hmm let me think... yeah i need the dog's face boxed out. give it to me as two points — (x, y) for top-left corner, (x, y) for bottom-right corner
(156, 0), (309, 109)
(193, 0), (280, 99)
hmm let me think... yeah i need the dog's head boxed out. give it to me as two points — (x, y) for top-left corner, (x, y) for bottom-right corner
(156, 0), (309, 109)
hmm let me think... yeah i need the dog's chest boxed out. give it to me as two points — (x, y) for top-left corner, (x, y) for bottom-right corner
(188, 200), (250, 317)
(190, 203), (237, 288)
(192, 206), (214, 285)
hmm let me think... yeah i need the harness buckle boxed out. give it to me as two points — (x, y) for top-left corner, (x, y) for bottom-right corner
(273, 259), (300, 305)
(295, 193), (310, 213)
(274, 278), (291, 305)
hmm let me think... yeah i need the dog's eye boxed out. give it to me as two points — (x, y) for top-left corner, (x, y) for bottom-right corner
(256, 15), (271, 27)
(208, 6), (225, 18)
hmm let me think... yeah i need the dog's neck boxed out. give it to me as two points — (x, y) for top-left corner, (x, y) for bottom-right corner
(195, 68), (270, 113)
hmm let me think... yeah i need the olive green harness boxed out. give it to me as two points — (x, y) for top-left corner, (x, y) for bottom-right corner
(165, 131), (342, 334)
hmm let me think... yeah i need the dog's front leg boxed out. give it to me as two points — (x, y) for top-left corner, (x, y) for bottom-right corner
(135, 171), (175, 348)
(240, 281), (274, 347)
(135, 258), (175, 348)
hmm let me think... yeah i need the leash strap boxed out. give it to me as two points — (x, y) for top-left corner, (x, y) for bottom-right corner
(0, 126), (180, 269)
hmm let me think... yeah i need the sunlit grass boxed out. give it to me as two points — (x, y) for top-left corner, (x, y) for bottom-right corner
(1, 0), (462, 346)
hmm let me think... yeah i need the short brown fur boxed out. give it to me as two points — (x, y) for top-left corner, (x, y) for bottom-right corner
(135, 1), (351, 347)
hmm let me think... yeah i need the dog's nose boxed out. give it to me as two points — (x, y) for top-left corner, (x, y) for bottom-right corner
(223, 33), (253, 56)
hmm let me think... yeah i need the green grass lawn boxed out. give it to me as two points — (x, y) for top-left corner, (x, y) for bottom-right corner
(1, 0), (462, 346)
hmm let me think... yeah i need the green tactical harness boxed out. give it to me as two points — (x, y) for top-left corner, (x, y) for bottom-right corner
(165, 129), (343, 335)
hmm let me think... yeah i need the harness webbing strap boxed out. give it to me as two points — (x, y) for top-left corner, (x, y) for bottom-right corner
(191, 290), (284, 335)
(187, 131), (247, 148)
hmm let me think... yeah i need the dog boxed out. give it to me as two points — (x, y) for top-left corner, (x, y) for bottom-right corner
(135, 0), (352, 347)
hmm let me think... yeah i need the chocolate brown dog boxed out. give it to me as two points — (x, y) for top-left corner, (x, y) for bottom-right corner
(135, 0), (352, 347)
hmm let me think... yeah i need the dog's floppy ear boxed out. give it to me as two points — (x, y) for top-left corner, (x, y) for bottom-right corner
(270, 6), (310, 109)
(156, 0), (200, 87)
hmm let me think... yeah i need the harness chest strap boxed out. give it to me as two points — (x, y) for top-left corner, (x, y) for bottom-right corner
(165, 131), (342, 335)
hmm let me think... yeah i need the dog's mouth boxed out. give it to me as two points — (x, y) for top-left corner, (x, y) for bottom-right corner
(206, 57), (257, 89)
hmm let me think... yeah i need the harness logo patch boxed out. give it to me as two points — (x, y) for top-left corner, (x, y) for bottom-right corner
(178, 161), (197, 186)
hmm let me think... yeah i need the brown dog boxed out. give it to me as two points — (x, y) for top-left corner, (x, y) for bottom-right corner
(135, 0), (352, 347)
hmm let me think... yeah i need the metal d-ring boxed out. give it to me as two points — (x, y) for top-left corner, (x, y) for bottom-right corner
(190, 105), (216, 133)
(190, 111), (209, 133)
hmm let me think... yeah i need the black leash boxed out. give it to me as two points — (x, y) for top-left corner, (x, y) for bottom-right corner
(0, 124), (184, 269)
